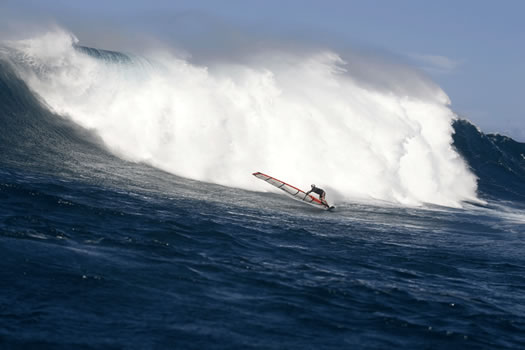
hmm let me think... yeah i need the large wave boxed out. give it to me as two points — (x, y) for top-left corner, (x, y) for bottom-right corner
(1, 29), (479, 207)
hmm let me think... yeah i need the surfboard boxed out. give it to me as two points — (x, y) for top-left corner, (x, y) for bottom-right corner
(253, 172), (334, 210)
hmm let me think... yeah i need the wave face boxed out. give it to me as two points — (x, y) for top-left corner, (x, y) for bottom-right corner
(1, 29), (479, 207)
(452, 119), (525, 202)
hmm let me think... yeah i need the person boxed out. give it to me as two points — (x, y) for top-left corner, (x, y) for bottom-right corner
(305, 184), (329, 207)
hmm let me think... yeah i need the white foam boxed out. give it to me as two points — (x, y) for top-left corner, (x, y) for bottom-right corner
(2, 29), (479, 207)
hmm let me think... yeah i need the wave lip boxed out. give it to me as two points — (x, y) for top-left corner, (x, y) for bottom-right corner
(1, 28), (480, 207)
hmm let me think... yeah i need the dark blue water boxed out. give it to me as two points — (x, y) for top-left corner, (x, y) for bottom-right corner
(1, 53), (525, 349)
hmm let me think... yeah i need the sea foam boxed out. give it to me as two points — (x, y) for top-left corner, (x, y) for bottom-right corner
(2, 29), (479, 207)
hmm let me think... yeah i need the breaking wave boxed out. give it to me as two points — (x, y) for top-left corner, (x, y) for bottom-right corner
(1, 28), (479, 207)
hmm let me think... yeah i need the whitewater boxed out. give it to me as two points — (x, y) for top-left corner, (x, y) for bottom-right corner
(2, 29), (478, 208)
(1, 26), (525, 350)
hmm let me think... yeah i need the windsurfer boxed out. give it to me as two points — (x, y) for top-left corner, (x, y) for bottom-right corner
(306, 184), (329, 208)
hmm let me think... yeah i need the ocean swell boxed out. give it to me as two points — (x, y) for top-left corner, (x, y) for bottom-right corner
(1, 29), (479, 207)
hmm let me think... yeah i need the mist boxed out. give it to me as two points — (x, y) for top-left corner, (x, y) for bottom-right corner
(0, 26), (481, 207)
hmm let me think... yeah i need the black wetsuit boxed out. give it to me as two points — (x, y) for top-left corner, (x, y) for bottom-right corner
(307, 186), (325, 197)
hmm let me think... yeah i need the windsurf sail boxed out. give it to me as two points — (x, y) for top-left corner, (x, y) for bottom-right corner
(252, 172), (331, 210)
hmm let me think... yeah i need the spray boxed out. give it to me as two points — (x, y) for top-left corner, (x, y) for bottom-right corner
(2, 28), (479, 207)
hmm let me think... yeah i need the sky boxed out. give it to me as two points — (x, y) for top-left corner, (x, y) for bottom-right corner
(2, 0), (524, 140)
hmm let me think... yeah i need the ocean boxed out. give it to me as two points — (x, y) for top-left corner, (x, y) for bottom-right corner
(1, 30), (524, 349)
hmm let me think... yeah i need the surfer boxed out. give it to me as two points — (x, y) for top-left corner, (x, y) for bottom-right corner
(306, 184), (329, 208)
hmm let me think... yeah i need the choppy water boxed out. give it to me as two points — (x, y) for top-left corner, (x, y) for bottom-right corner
(1, 37), (525, 349)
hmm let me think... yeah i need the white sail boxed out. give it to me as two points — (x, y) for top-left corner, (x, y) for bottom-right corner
(253, 172), (330, 210)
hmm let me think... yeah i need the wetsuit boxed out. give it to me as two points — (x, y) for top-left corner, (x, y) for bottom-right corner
(309, 187), (325, 197)
(306, 186), (326, 200)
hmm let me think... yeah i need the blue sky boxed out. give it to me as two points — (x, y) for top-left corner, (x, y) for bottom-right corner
(3, 0), (524, 140)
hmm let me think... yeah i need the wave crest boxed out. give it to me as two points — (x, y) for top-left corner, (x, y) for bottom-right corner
(1, 28), (479, 207)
